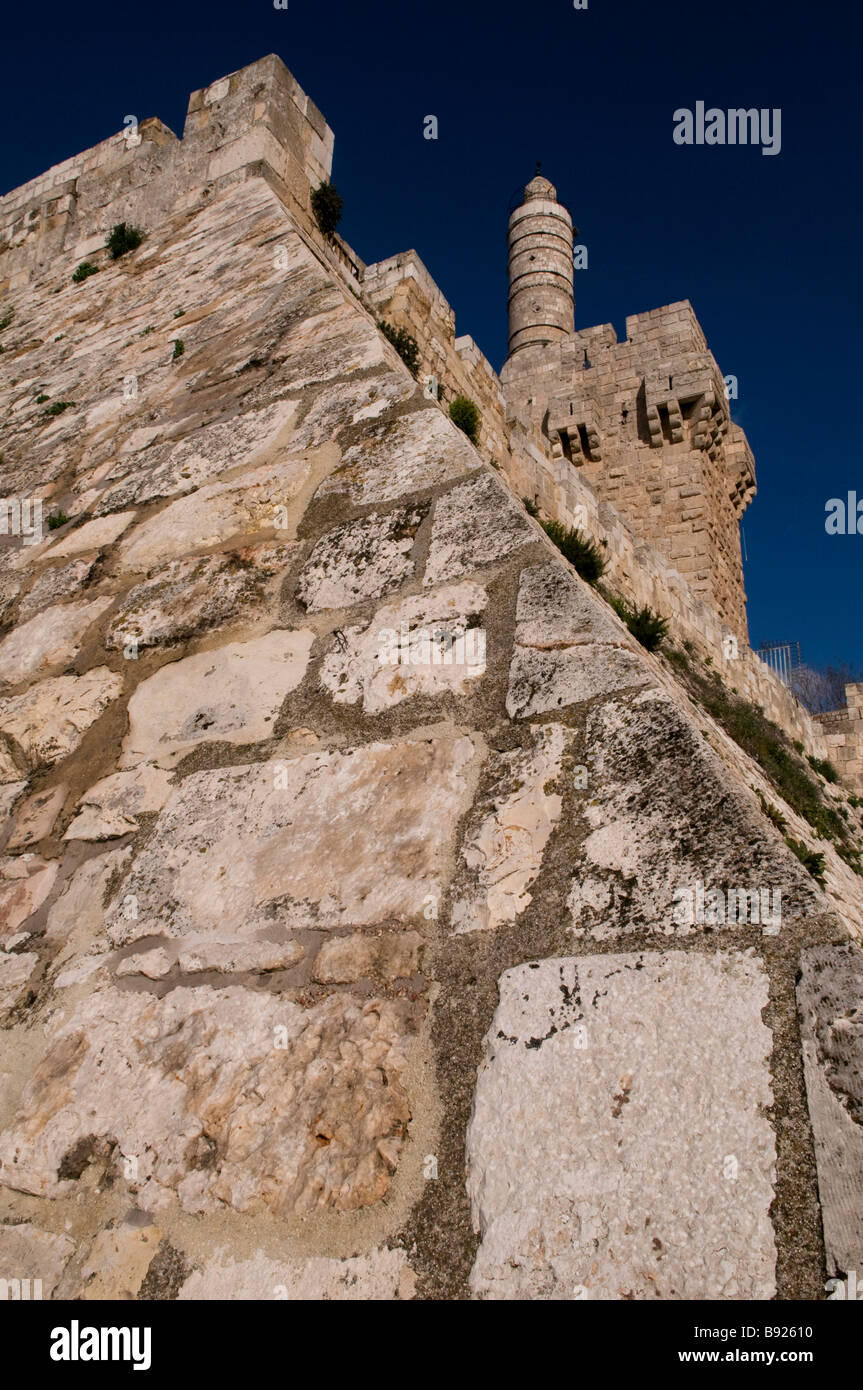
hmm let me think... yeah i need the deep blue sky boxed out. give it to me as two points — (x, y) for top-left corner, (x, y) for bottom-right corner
(3, 0), (860, 672)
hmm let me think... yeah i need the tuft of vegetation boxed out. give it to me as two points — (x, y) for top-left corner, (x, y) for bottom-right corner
(72, 261), (99, 284)
(171, 339), (185, 361)
(606, 594), (669, 652)
(785, 836), (826, 885)
(541, 519), (606, 585)
(41, 401), (74, 418)
(377, 320), (419, 377)
(807, 754), (839, 784)
(757, 790), (787, 832)
(47, 509), (70, 530)
(173, 308), (185, 318)
(448, 395), (481, 445)
(522, 496), (540, 517)
(0, 311), (13, 332)
(140, 326), (155, 336)
(850, 795), (863, 810)
(34, 393), (49, 404)
(310, 182), (344, 237)
(106, 222), (145, 260)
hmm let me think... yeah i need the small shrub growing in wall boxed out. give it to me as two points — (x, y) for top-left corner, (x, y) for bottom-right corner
(311, 183), (344, 237)
(72, 261), (99, 284)
(522, 496), (540, 517)
(378, 320), (420, 377)
(41, 400), (75, 419)
(807, 754), (839, 783)
(784, 836), (826, 885)
(615, 600), (669, 652)
(0, 311), (13, 333)
(172, 339), (185, 361)
(449, 396), (481, 445)
(106, 222), (145, 259)
(47, 509), (70, 530)
(541, 519), (606, 585)
(757, 790), (788, 832)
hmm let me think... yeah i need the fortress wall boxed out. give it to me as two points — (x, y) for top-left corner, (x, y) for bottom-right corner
(0, 55), (335, 294)
(357, 255), (832, 767)
(0, 52), (861, 1305)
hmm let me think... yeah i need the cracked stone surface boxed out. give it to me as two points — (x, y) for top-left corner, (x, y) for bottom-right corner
(466, 951), (776, 1299)
(296, 506), (425, 612)
(567, 688), (821, 938)
(17, 558), (98, 622)
(451, 723), (569, 933)
(0, 668), (123, 775)
(107, 733), (473, 948)
(319, 582), (488, 713)
(120, 628), (315, 768)
(94, 399), (298, 514)
(319, 409), (475, 505)
(0, 984), (419, 1216)
(106, 544), (295, 651)
(797, 941), (863, 1277)
(424, 473), (534, 586)
(64, 765), (173, 840)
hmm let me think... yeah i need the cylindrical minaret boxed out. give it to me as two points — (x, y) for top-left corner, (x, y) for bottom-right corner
(507, 174), (574, 355)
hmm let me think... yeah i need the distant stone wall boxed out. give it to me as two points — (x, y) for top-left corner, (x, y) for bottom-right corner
(817, 685), (863, 791)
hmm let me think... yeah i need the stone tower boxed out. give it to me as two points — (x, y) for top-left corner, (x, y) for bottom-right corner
(507, 173), (574, 354)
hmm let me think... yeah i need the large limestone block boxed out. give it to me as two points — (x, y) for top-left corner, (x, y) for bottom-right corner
(319, 582), (488, 713)
(0, 598), (111, 687)
(424, 474), (534, 586)
(290, 372), (414, 451)
(106, 544), (295, 652)
(466, 951), (776, 1299)
(120, 628), (315, 768)
(18, 558), (97, 621)
(178, 1245), (415, 1300)
(107, 733), (475, 947)
(45, 512), (136, 558)
(64, 765), (173, 840)
(296, 506), (425, 612)
(451, 723), (569, 933)
(319, 409), (476, 505)
(567, 688), (821, 938)
(797, 942), (863, 1277)
(0, 669), (123, 774)
(0, 984), (419, 1217)
(115, 459), (311, 572)
(506, 562), (646, 718)
(94, 400), (298, 514)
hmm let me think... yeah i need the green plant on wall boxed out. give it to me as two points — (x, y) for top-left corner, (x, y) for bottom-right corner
(378, 321), (419, 377)
(106, 222), (145, 259)
(449, 395), (480, 445)
(541, 519), (606, 585)
(311, 183), (343, 237)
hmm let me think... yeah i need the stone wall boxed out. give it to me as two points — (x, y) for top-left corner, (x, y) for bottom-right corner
(0, 54), (861, 1305)
(817, 685), (863, 792)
